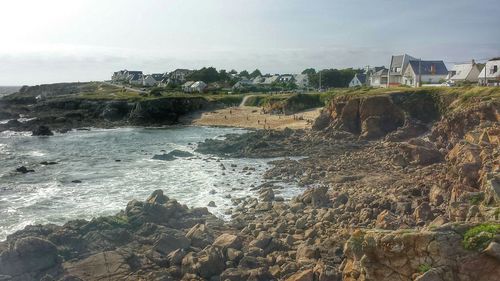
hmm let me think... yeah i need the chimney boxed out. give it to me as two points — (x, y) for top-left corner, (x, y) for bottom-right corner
(471, 59), (476, 65)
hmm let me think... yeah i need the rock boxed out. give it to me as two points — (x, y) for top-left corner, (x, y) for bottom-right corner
(259, 188), (275, 202)
(208, 201), (216, 207)
(299, 186), (330, 207)
(32, 125), (54, 136)
(375, 210), (399, 229)
(16, 166), (34, 173)
(0, 237), (60, 277)
(153, 229), (191, 255)
(413, 202), (434, 224)
(181, 246), (224, 279)
(64, 250), (133, 280)
(212, 233), (243, 251)
(399, 140), (443, 165)
(296, 244), (320, 264)
(186, 224), (214, 248)
(285, 269), (314, 281)
(152, 154), (176, 161)
(483, 242), (500, 261)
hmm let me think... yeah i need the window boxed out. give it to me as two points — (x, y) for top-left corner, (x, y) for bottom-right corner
(494, 65), (498, 73)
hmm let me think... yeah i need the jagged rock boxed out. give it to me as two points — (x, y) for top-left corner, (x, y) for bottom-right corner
(212, 233), (242, 251)
(16, 166), (34, 173)
(413, 202), (434, 224)
(299, 186), (330, 207)
(32, 125), (54, 136)
(483, 242), (500, 261)
(185, 224), (213, 248)
(153, 229), (191, 255)
(64, 250), (135, 280)
(285, 269), (314, 281)
(181, 246), (224, 279)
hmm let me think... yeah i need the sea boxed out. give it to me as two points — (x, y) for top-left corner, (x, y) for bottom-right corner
(0, 126), (303, 241)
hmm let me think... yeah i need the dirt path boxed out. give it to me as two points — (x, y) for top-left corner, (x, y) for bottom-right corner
(180, 106), (322, 130)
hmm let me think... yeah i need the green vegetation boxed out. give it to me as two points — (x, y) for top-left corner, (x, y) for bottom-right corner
(463, 223), (500, 250)
(469, 193), (484, 205)
(418, 263), (432, 273)
(304, 68), (362, 88)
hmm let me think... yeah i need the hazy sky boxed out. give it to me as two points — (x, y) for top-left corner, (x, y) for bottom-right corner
(1, 0), (499, 85)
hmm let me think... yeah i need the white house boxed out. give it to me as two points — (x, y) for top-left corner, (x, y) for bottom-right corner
(190, 81), (207, 93)
(182, 81), (195, 92)
(262, 75), (280, 85)
(232, 79), (253, 90)
(402, 60), (448, 87)
(349, 73), (367, 87)
(388, 54), (417, 87)
(293, 74), (309, 88)
(142, 74), (163, 87)
(448, 60), (482, 83)
(369, 68), (388, 88)
(278, 75), (294, 83)
(478, 58), (500, 86)
(128, 72), (143, 85)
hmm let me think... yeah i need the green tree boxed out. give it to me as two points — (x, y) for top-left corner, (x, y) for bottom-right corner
(187, 67), (220, 83)
(239, 70), (250, 78)
(250, 69), (262, 78)
(229, 69), (238, 75)
(302, 68), (316, 75)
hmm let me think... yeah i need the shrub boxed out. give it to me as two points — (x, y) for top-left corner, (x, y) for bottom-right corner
(418, 263), (432, 273)
(463, 223), (500, 250)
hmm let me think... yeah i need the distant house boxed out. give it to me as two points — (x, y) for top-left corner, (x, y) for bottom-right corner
(448, 60), (482, 83)
(293, 74), (309, 88)
(349, 73), (367, 87)
(142, 74), (163, 87)
(278, 75), (294, 83)
(478, 58), (500, 86)
(182, 81), (195, 92)
(190, 81), (207, 93)
(262, 75), (280, 85)
(368, 68), (388, 88)
(232, 79), (253, 90)
(402, 60), (448, 87)
(388, 54), (417, 87)
(128, 72), (143, 85)
(169, 69), (194, 83)
(252, 76), (265, 85)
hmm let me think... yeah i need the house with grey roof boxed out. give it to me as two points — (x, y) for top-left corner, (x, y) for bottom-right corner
(478, 57), (500, 86)
(349, 73), (367, 87)
(402, 60), (448, 87)
(190, 81), (207, 93)
(128, 72), (143, 85)
(388, 54), (416, 87)
(182, 81), (195, 92)
(169, 69), (194, 83)
(368, 68), (388, 88)
(448, 60), (482, 83)
(262, 75), (280, 85)
(293, 74), (309, 89)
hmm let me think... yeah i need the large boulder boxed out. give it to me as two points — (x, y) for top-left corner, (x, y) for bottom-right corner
(0, 237), (60, 277)
(181, 246), (225, 279)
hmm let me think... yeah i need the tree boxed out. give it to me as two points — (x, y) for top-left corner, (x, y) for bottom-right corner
(309, 68), (359, 88)
(229, 69), (238, 75)
(239, 70), (250, 78)
(218, 69), (230, 81)
(302, 68), (316, 75)
(186, 67), (220, 83)
(250, 69), (262, 78)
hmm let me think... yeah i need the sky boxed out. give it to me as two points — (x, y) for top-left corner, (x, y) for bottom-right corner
(0, 0), (499, 85)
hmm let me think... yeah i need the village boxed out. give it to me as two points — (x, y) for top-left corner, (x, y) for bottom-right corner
(111, 55), (500, 94)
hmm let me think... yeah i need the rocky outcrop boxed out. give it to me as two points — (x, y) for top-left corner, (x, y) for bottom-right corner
(32, 125), (54, 136)
(342, 224), (500, 281)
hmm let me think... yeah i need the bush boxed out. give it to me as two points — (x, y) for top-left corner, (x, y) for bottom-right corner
(418, 263), (432, 273)
(463, 223), (500, 250)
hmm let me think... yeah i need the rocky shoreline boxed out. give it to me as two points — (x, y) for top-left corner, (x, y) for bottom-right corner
(0, 88), (499, 281)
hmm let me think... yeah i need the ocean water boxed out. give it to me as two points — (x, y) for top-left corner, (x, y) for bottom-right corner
(0, 126), (303, 241)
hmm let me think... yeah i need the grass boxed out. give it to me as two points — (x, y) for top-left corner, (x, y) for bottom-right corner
(418, 263), (432, 273)
(462, 223), (500, 250)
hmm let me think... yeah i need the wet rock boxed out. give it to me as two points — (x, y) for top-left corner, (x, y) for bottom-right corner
(32, 125), (54, 136)
(16, 166), (34, 173)
(212, 233), (243, 251)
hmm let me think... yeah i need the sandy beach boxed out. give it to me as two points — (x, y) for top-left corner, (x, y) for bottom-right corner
(181, 106), (322, 130)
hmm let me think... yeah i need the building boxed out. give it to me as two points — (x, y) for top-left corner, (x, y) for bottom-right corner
(232, 79), (253, 90)
(448, 60), (482, 83)
(190, 81), (207, 93)
(182, 81), (195, 92)
(169, 69), (194, 83)
(478, 58), (500, 86)
(388, 54), (417, 87)
(128, 72), (143, 85)
(278, 75), (294, 83)
(293, 74), (309, 88)
(402, 60), (448, 87)
(142, 74), (163, 87)
(262, 75), (280, 85)
(368, 68), (388, 88)
(349, 73), (367, 87)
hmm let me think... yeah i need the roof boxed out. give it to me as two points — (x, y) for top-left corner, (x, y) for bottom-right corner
(373, 68), (388, 77)
(128, 73), (142, 81)
(478, 59), (500, 78)
(408, 60), (448, 75)
(263, 75), (280, 84)
(449, 63), (476, 80)
(355, 73), (366, 84)
(390, 54), (416, 74)
(151, 74), (164, 81)
(191, 81), (207, 88)
(182, 81), (195, 87)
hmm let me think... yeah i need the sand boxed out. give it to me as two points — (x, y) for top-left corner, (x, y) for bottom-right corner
(181, 106), (322, 130)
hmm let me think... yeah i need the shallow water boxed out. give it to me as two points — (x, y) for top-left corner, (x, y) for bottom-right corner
(0, 126), (303, 240)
